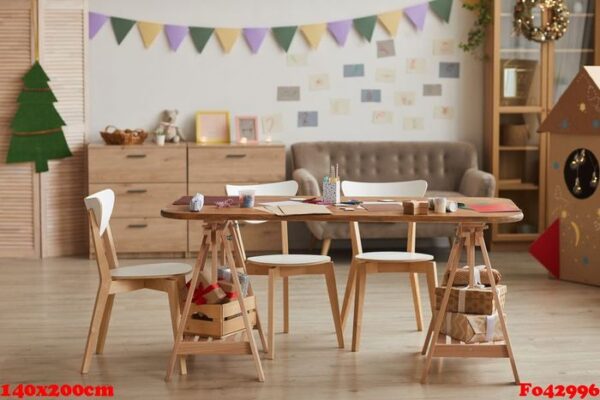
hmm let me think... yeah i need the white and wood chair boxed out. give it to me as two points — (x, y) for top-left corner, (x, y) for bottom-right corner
(82, 189), (192, 374)
(226, 181), (344, 359)
(340, 180), (438, 351)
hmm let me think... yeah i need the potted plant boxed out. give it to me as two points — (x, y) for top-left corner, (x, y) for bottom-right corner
(155, 130), (166, 146)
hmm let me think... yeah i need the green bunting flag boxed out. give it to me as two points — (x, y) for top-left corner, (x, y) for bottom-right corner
(6, 62), (72, 173)
(353, 15), (377, 42)
(189, 27), (214, 53)
(429, 0), (453, 23)
(272, 26), (297, 52)
(111, 17), (136, 44)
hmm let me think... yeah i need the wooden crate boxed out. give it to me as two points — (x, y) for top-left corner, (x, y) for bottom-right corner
(185, 296), (257, 338)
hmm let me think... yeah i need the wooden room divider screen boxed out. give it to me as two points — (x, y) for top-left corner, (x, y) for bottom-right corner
(0, 0), (88, 258)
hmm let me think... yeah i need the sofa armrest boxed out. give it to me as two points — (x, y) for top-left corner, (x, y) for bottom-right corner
(459, 168), (496, 197)
(293, 168), (321, 196)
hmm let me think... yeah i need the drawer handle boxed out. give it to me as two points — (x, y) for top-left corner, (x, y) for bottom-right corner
(226, 154), (247, 159)
(126, 154), (147, 159)
(126, 189), (147, 194)
(127, 224), (148, 229)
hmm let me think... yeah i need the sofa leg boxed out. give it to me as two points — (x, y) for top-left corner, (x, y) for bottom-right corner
(321, 238), (332, 256)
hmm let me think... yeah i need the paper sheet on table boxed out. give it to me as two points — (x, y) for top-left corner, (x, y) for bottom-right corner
(259, 200), (303, 206)
(258, 204), (332, 216)
(362, 201), (403, 205)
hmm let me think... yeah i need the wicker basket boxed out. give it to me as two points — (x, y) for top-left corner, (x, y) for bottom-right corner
(100, 125), (148, 145)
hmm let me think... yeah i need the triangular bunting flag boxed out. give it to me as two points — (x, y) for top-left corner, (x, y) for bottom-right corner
(89, 12), (108, 39)
(353, 16), (377, 42)
(378, 10), (402, 36)
(243, 27), (269, 54)
(137, 21), (162, 48)
(164, 24), (189, 51)
(404, 3), (428, 31)
(189, 27), (214, 53)
(300, 23), (327, 49)
(529, 219), (560, 278)
(111, 17), (136, 45)
(429, 0), (453, 23)
(327, 20), (352, 46)
(272, 26), (297, 52)
(215, 28), (241, 53)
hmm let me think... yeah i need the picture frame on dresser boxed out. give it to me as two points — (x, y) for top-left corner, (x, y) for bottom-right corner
(235, 116), (259, 144)
(196, 111), (230, 144)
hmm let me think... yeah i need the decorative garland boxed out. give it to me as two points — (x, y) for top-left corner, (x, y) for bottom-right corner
(513, 0), (570, 43)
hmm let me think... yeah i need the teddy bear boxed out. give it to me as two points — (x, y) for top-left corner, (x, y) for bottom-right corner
(155, 109), (184, 143)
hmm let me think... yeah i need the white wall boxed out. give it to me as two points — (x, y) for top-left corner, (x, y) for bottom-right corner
(89, 0), (483, 152)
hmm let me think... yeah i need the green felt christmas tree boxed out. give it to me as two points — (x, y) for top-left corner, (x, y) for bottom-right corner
(6, 61), (72, 173)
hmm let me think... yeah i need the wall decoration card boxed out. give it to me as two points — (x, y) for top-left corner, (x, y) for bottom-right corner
(330, 99), (351, 115)
(395, 92), (416, 106)
(403, 117), (424, 130)
(344, 64), (365, 77)
(433, 39), (455, 55)
(376, 39), (395, 58)
(262, 113), (283, 134)
(423, 84), (442, 96)
(298, 111), (318, 127)
(434, 106), (454, 119)
(309, 73), (330, 91)
(406, 58), (426, 73)
(372, 111), (393, 124)
(375, 68), (396, 83)
(277, 86), (300, 101)
(439, 62), (460, 78)
(361, 89), (381, 102)
(287, 53), (308, 67)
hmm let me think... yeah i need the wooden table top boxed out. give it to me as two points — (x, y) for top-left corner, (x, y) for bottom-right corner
(161, 196), (524, 224)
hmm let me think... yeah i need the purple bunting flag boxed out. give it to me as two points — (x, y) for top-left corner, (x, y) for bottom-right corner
(404, 3), (428, 31)
(89, 12), (108, 39)
(164, 24), (189, 51)
(327, 20), (352, 46)
(243, 27), (269, 54)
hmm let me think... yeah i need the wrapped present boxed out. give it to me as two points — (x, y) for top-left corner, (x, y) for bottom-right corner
(218, 267), (249, 297)
(435, 285), (507, 315)
(186, 271), (227, 305)
(441, 312), (505, 344)
(403, 200), (428, 215)
(442, 265), (502, 287)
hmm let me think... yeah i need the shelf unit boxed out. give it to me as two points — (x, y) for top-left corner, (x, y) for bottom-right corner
(485, 0), (600, 248)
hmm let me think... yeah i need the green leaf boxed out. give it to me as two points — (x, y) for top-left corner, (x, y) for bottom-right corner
(111, 17), (136, 45)
(353, 16), (377, 42)
(189, 27), (214, 53)
(272, 26), (297, 52)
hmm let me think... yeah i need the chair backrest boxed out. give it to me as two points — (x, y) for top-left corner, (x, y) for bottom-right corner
(84, 189), (119, 278)
(225, 180), (298, 254)
(341, 180), (428, 197)
(225, 180), (299, 196)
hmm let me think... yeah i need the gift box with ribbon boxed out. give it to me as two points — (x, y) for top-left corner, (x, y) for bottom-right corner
(217, 267), (249, 298)
(435, 285), (507, 315)
(186, 271), (227, 305)
(442, 265), (502, 287)
(441, 312), (506, 344)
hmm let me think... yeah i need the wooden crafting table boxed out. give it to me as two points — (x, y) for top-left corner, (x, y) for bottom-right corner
(161, 196), (523, 383)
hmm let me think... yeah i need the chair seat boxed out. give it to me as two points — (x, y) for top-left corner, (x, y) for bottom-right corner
(247, 254), (331, 266)
(355, 251), (434, 263)
(111, 263), (192, 280)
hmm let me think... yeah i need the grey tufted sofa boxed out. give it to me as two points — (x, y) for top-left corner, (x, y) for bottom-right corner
(291, 141), (495, 253)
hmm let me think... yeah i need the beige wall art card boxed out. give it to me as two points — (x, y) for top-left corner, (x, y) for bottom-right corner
(406, 58), (426, 73)
(434, 106), (455, 119)
(262, 113), (283, 134)
(287, 53), (308, 67)
(309, 73), (330, 91)
(376, 68), (396, 83)
(395, 91), (416, 106)
(330, 98), (351, 115)
(403, 117), (424, 130)
(433, 39), (455, 56)
(372, 111), (393, 124)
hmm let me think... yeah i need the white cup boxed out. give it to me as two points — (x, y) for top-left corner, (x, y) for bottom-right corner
(433, 197), (447, 214)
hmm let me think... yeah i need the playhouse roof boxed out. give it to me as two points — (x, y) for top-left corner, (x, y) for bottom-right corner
(539, 66), (600, 135)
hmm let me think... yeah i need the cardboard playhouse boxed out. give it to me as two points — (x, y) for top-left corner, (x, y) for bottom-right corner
(531, 66), (600, 286)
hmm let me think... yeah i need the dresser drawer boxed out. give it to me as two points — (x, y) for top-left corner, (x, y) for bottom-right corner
(189, 221), (282, 253)
(188, 146), (285, 183)
(110, 218), (187, 253)
(89, 183), (186, 218)
(88, 145), (186, 183)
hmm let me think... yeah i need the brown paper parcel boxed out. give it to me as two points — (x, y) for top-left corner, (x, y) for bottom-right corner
(441, 312), (505, 344)
(442, 265), (502, 287)
(435, 285), (507, 315)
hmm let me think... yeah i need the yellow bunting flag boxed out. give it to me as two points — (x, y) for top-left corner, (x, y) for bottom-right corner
(299, 23), (327, 49)
(377, 10), (402, 36)
(215, 28), (241, 53)
(137, 21), (163, 48)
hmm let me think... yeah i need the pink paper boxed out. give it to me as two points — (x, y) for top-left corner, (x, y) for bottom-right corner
(243, 27), (269, 53)
(404, 3), (428, 31)
(327, 20), (352, 46)
(164, 24), (189, 51)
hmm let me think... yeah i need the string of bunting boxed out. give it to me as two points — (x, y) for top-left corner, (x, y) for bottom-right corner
(89, 0), (453, 53)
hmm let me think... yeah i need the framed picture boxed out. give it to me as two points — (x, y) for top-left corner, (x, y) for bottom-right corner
(196, 111), (230, 144)
(235, 116), (259, 144)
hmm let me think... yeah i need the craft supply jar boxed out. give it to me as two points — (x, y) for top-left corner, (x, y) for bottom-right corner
(239, 190), (256, 208)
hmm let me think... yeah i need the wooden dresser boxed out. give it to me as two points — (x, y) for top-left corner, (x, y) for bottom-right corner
(88, 142), (286, 257)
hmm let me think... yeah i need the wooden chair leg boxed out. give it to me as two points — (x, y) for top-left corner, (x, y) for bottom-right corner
(341, 261), (357, 331)
(283, 277), (289, 333)
(323, 263), (344, 348)
(425, 262), (438, 312)
(267, 268), (276, 360)
(321, 238), (332, 256)
(95, 293), (115, 354)
(81, 285), (110, 374)
(409, 273), (424, 331)
(351, 265), (367, 352)
(166, 280), (187, 375)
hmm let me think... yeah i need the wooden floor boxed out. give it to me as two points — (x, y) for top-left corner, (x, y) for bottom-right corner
(1, 248), (599, 399)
